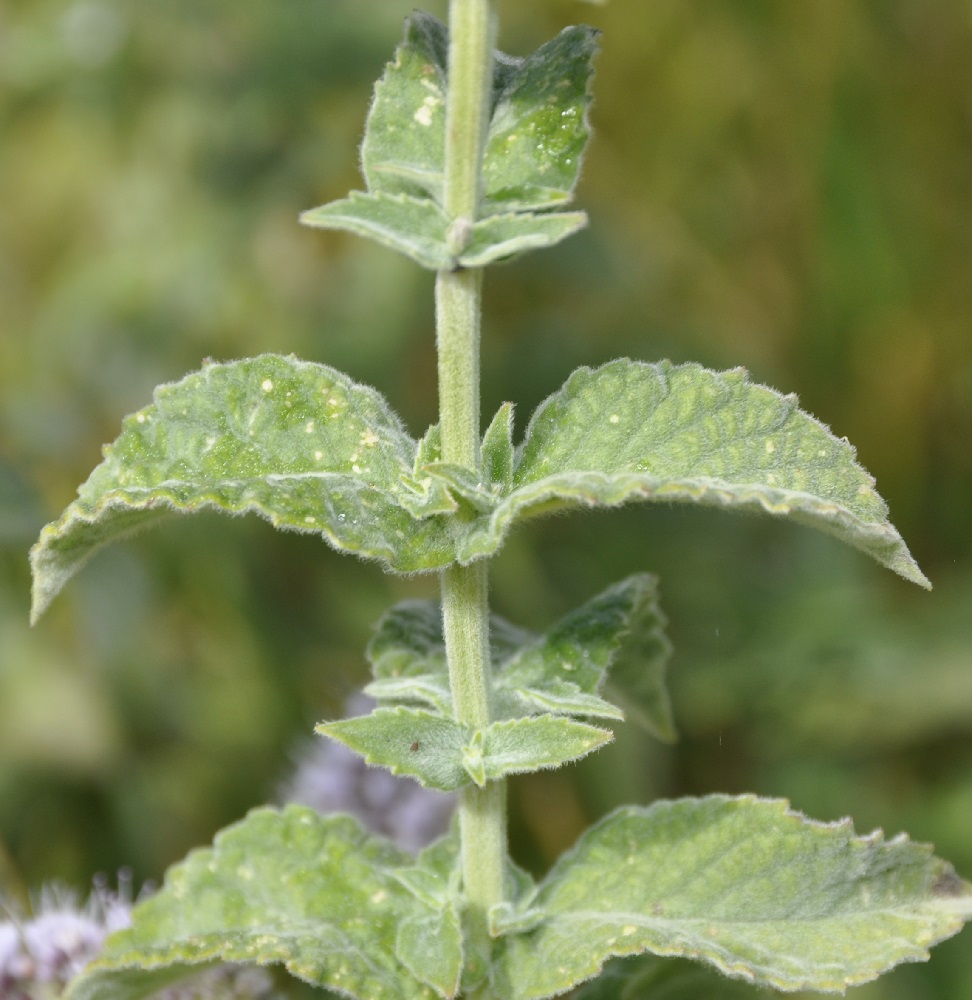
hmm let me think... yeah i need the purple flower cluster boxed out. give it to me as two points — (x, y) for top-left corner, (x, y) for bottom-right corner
(279, 694), (457, 853)
(0, 878), (279, 999)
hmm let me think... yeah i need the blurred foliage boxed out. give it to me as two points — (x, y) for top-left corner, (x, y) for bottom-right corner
(1, 0), (970, 996)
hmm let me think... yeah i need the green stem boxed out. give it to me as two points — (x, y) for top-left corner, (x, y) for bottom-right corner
(437, 0), (503, 990)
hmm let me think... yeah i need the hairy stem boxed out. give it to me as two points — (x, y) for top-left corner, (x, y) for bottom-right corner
(437, 0), (503, 989)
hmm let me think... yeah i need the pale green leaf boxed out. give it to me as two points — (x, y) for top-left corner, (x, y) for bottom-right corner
(500, 573), (674, 741)
(363, 577), (673, 738)
(67, 806), (440, 1000)
(319, 707), (469, 792)
(299, 192), (451, 270)
(457, 211), (589, 267)
(320, 708), (611, 790)
(451, 360), (930, 588)
(494, 795), (972, 998)
(461, 715), (612, 787)
(361, 12), (447, 204)
(483, 25), (599, 213)
(481, 402), (515, 494)
(29, 355), (456, 623)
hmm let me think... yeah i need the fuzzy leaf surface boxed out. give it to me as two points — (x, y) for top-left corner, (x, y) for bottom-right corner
(494, 795), (971, 998)
(483, 24), (599, 213)
(364, 576), (673, 738)
(320, 708), (611, 790)
(29, 355), (456, 621)
(459, 211), (588, 266)
(67, 807), (441, 1000)
(571, 956), (761, 1000)
(299, 192), (451, 270)
(450, 360), (929, 587)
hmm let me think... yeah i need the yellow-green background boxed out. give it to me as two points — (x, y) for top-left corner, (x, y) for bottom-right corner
(1, 1), (970, 996)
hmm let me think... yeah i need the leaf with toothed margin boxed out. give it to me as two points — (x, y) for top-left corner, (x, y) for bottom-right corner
(29, 355), (457, 623)
(459, 211), (589, 267)
(492, 795), (972, 999)
(570, 955), (769, 1000)
(66, 807), (443, 1000)
(444, 360), (931, 589)
(364, 576), (673, 739)
(318, 707), (611, 791)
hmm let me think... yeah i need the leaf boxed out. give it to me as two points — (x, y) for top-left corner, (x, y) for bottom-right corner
(299, 192), (452, 271)
(571, 955), (760, 1000)
(364, 577), (673, 738)
(449, 360), (930, 588)
(319, 708), (611, 790)
(319, 707), (470, 792)
(483, 25), (599, 213)
(461, 716), (613, 787)
(29, 355), (456, 622)
(392, 824), (464, 998)
(481, 402), (515, 494)
(67, 806), (442, 1000)
(493, 795), (972, 999)
(360, 11), (448, 204)
(458, 211), (589, 267)
(500, 574), (674, 740)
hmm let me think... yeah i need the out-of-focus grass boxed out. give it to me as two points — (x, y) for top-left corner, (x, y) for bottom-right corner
(1, 1), (970, 994)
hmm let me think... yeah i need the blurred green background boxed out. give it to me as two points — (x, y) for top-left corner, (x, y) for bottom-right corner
(1, 0), (970, 995)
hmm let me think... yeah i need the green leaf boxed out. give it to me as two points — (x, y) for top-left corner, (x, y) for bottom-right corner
(494, 795), (972, 998)
(319, 707), (470, 792)
(481, 402), (515, 494)
(299, 192), (452, 270)
(457, 211), (588, 267)
(451, 360), (930, 588)
(483, 25), (599, 213)
(500, 574), (674, 741)
(571, 956), (760, 1000)
(461, 716), (612, 787)
(29, 355), (456, 622)
(392, 825), (464, 998)
(319, 708), (611, 790)
(67, 806), (442, 1000)
(360, 11), (447, 204)
(364, 576), (673, 738)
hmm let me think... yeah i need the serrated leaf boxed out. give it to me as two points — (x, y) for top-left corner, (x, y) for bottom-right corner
(501, 574), (674, 740)
(461, 716), (612, 787)
(29, 355), (457, 623)
(299, 192), (452, 270)
(364, 577), (673, 738)
(482, 402), (515, 493)
(457, 211), (588, 267)
(361, 11), (448, 204)
(319, 708), (469, 791)
(494, 795), (972, 998)
(320, 708), (611, 790)
(450, 360), (930, 588)
(67, 806), (441, 1000)
(483, 25), (599, 213)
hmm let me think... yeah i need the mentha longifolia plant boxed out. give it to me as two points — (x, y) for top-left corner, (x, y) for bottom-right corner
(27, 3), (971, 999)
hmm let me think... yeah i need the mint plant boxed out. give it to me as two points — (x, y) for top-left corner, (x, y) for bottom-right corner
(29, 3), (970, 998)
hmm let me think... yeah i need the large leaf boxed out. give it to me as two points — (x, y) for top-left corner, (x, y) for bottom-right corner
(67, 806), (443, 1000)
(29, 355), (456, 622)
(319, 707), (610, 791)
(494, 795), (972, 998)
(363, 575), (674, 740)
(447, 360), (930, 587)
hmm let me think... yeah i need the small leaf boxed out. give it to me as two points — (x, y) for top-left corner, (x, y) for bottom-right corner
(501, 574), (674, 740)
(482, 403), (515, 494)
(483, 25), (600, 213)
(361, 11), (447, 204)
(319, 708), (469, 792)
(67, 807), (441, 1000)
(299, 192), (451, 270)
(453, 360), (930, 588)
(462, 716), (613, 787)
(571, 956), (760, 1000)
(29, 355), (457, 622)
(458, 211), (589, 267)
(494, 795), (972, 998)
